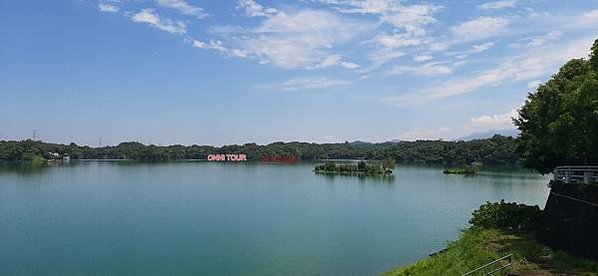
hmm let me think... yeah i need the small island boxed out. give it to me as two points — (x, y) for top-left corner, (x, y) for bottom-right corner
(443, 164), (481, 175)
(314, 160), (394, 175)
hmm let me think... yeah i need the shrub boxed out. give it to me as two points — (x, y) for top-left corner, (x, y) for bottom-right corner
(469, 200), (541, 230)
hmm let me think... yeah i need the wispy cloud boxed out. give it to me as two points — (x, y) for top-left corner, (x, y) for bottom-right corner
(413, 54), (433, 62)
(99, 1), (598, 84)
(98, 3), (119, 13)
(469, 42), (494, 53)
(377, 33), (425, 48)
(581, 9), (598, 24)
(304, 0), (441, 71)
(310, 54), (360, 69)
(470, 108), (518, 128)
(385, 36), (594, 106)
(237, 0), (277, 17)
(308, 0), (440, 36)
(509, 31), (562, 48)
(270, 77), (352, 91)
(192, 40), (249, 58)
(156, 0), (208, 19)
(361, 48), (406, 73)
(477, 0), (517, 11)
(205, 9), (372, 69)
(131, 8), (187, 34)
(398, 107), (519, 141)
(447, 42), (494, 57)
(388, 61), (458, 76)
(451, 17), (510, 41)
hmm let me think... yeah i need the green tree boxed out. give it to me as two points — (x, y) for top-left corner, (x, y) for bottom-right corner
(515, 39), (598, 174)
(357, 160), (367, 171)
(382, 158), (395, 171)
(590, 39), (598, 71)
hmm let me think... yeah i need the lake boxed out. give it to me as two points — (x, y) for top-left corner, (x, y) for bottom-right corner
(0, 161), (550, 275)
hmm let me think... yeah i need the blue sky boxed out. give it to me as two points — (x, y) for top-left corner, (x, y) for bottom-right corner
(1, 0), (597, 146)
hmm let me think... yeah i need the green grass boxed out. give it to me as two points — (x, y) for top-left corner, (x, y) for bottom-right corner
(387, 229), (501, 276)
(387, 229), (598, 276)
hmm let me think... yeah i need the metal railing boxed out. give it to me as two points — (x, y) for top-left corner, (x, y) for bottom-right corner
(462, 254), (513, 276)
(553, 166), (598, 184)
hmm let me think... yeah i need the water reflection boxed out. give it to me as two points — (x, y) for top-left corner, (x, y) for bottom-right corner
(317, 172), (395, 184)
(0, 162), (53, 175)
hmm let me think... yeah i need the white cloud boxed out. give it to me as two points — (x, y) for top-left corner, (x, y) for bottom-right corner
(429, 43), (449, 52)
(509, 31), (562, 48)
(237, 0), (277, 17)
(413, 55), (433, 62)
(447, 42), (494, 56)
(377, 33), (423, 48)
(526, 80), (542, 89)
(157, 0), (208, 19)
(305, 0), (440, 71)
(315, 0), (440, 35)
(380, 4), (440, 36)
(98, 3), (119, 13)
(274, 77), (352, 91)
(193, 40), (249, 58)
(470, 108), (518, 128)
(398, 127), (454, 141)
(386, 61), (529, 106)
(360, 49), (406, 73)
(470, 42), (494, 53)
(210, 10), (370, 69)
(200, 9), (369, 69)
(307, 0), (439, 18)
(310, 54), (360, 69)
(583, 10), (598, 23)
(398, 107), (519, 141)
(385, 36), (594, 106)
(389, 62), (454, 76)
(451, 17), (510, 41)
(477, 0), (517, 10)
(340, 61), (360, 69)
(131, 9), (187, 34)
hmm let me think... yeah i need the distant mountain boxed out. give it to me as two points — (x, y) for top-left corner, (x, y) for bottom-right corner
(347, 140), (373, 147)
(458, 129), (519, 141)
(346, 130), (518, 145)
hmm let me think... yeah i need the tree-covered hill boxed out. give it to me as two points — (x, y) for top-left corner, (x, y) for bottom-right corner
(0, 135), (518, 165)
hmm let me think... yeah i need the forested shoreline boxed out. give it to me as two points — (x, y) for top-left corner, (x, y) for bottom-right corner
(0, 135), (517, 165)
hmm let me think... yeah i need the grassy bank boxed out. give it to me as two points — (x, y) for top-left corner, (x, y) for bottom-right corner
(387, 229), (598, 275)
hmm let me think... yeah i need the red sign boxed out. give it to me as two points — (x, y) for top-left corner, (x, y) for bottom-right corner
(260, 155), (299, 163)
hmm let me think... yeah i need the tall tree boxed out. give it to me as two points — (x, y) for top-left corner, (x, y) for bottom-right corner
(514, 39), (598, 174)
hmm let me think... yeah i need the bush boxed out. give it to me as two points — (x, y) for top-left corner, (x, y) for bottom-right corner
(469, 200), (541, 230)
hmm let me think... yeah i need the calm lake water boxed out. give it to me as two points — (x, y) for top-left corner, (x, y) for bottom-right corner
(0, 161), (550, 275)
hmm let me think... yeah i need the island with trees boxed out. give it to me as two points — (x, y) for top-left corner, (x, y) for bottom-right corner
(314, 159), (395, 176)
(443, 163), (482, 175)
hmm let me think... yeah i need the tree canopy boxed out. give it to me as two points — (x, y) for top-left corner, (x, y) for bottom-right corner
(514, 38), (598, 174)
(0, 135), (518, 165)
